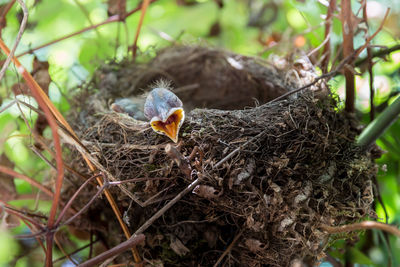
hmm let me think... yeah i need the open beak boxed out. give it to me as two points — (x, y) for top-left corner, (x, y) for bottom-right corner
(164, 120), (178, 143)
(150, 108), (184, 143)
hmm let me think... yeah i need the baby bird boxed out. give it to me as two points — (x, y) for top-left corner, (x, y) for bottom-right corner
(144, 84), (185, 143)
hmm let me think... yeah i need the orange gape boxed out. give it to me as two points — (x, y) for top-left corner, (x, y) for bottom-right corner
(151, 109), (184, 142)
(145, 86), (185, 142)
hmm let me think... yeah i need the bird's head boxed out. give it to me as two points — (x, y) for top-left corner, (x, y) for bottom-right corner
(144, 86), (185, 143)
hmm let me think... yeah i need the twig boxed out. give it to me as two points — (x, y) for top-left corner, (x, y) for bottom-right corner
(98, 126), (272, 262)
(57, 127), (143, 263)
(72, 0), (102, 38)
(108, 177), (170, 185)
(269, 12), (389, 106)
(54, 235), (79, 266)
(78, 234), (145, 267)
(321, 0), (337, 73)
(0, 23), (66, 267)
(20, 218), (46, 252)
(82, 140), (164, 150)
(320, 221), (400, 238)
(213, 229), (244, 267)
(133, 176), (203, 235)
(61, 181), (108, 227)
(1, 202), (44, 229)
(16, 99), (89, 184)
(355, 44), (400, 67)
(214, 129), (267, 169)
(341, 0), (355, 113)
(59, 128), (145, 205)
(0, 0), (26, 82)
(0, 99), (17, 113)
(55, 173), (103, 225)
(353, 9), (390, 60)
(16, 16), (119, 58)
(16, 1), (157, 58)
(307, 32), (331, 58)
(362, 0), (375, 121)
(131, 0), (151, 59)
(53, 238), (99, 264)
(0, 166), (54, 197)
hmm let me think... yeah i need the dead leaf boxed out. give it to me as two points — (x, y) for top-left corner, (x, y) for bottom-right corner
(108, 0), (126, 17)
(244, 238), (267, 253)
(169, 235), (190, 256)
(0, 154), (16, 202)
(12, 82), (31, 96)
(192, 185), (219, 199)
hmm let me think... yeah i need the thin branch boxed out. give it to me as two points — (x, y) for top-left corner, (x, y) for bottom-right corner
(352, 8), (390, 60)
(341, 0), (355, 112)
(0, 7), (65, 265)
(131, 0), (151, 59)
(72, 0), (102, 38)
(20, 218), (46, 252)
(53, 239), (99, 264)
(269, 11), (390, 105)
(213, 229), (244, 267)
(355, 44), (400, 67)
(133, 176), (202, 236)
(321, 221), (400, 238)
(1, 202), (44, 229)
(0, 0), (27, 82)
(82, 140), (163, 150)
(214, 129), (267, 169)
(108, 177), (170, 185)
(60, 181), (107, 227)
(0, 166), (54, 197)
(307, 32), (331, 58)
(54, 235), (79, 266)
(0, 99), (17, 113)
(16, 0), (157, 58)
(55, 173), (103, 225)
(321, 0), (337, 73)
(16, 15), (118, 58)
(78, 234), (145, 267)
(58, 128), (144, 204)
(362, 0), (375, 121)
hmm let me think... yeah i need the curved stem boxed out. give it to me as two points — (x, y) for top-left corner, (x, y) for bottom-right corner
(357, 96), (400, 148)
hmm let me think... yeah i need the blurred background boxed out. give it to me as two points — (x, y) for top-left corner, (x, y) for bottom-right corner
(0, 0), (399, 266)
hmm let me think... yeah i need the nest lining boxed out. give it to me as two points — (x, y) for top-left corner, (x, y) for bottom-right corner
(66, 46), (378, 266)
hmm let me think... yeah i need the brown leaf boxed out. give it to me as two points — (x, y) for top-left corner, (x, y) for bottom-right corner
(0, 3), (10, 33)
(169, 235), (190, 256)
(244, 238), (267, 253)
(0, 154), (16, 202)
(32, 57), (51, 94)
(208, 21), (221, 37)
(192, 185), (219, 199)
(31, 57), (52, 148)
(107, 0), (126, 17)
(12, 82), (31, 96)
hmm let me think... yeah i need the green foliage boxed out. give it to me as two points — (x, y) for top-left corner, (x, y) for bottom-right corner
(0, 0), (399, 266)
(0, 230), (19, 265)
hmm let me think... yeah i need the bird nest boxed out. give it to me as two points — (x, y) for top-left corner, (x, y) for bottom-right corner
(65, 46), (379, 266)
